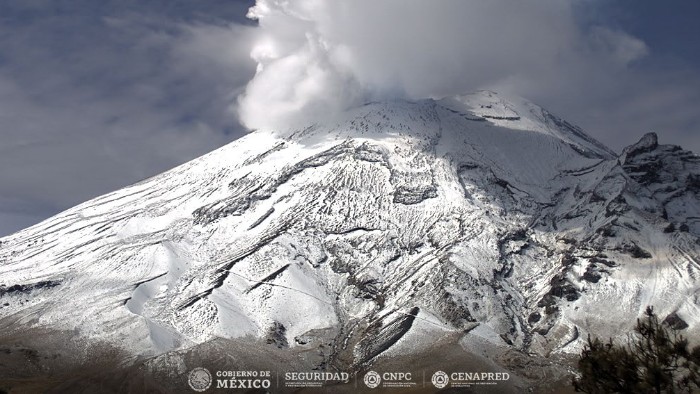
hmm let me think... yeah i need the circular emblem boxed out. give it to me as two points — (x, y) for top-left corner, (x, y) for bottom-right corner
(363, 370), (381, 388)
(188, 367), (212, 392)
(431, 371), (449, 389)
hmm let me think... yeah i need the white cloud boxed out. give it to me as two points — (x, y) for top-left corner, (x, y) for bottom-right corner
(237, 0), (655, 131)
(0, 3), (257, 235)
(588, 26), (650, 67)
(236, 0), (700, 155)
(1, 0), (699, 236)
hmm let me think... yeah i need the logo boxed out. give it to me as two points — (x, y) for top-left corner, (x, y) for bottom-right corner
(188, 367), (212, 392)
(431, 371), (449, 389)
(445, 371), (510, 388)
(284, 371), (351, 388)
(363, 371), (381, 388)
(213, 370), (272, 389)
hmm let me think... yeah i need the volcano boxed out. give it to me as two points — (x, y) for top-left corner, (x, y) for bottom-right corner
(1, 90), (698, 391)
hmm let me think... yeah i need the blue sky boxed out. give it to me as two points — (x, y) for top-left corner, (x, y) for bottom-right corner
(0, 0), (698, 236)
(590, 1), (700, 66)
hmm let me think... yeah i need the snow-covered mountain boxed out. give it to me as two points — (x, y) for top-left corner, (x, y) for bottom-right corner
(1, 90), (698, 369)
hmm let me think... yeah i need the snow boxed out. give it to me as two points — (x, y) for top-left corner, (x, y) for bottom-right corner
(0, 90), (697, 364)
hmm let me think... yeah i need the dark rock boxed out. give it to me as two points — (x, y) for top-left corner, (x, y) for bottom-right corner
(536, 295), (556, 308)
(535, 327), (551, 336)
(0, 280), (60, 297)
(561, 253), (576, 267)
(483, 115), (521, 121)
(355, 278), (380, 300)
(528, 312), (541, 324)
(626, 160), (662, 185)
(393, 185), (438, 205)
(266, 322), (288, 348)
(663, 312), (689, 330)
(589, 192), (606, 203)
(686, 174), (700, 193)
(596, 226), (616, 237)
(355, 307), (419, 363)
(545, 305), (559, 315)
(589, 257), (617, 268)
(538, 272), (580, 305)
(620, 243), (652, 259)
(499, 334), (514, 345)
(581, 266), (602, 283)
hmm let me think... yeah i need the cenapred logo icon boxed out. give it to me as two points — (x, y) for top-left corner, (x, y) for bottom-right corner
(363, 370), (381, 388)
(431, 370), (449, 389)
(188, 367), (213, 392)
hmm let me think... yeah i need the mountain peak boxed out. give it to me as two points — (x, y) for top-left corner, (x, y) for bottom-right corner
(622, 132), (659, 157)
(619, 132), (662, 166)
(0, 89), (697, 383)
(277, 90), (615, 163)
(436, 91), (616, 159)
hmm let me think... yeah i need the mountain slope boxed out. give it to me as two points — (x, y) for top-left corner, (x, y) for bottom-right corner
(0, 91), (698, 370)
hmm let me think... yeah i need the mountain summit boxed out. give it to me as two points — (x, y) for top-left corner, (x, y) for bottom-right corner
(1, 91), (698, 372)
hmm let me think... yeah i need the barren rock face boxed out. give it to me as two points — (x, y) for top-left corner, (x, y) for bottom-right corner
(0, 91), (698, 374)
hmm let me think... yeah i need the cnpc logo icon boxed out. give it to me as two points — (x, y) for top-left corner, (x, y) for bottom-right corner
(363, 370), (415, 389)
(363, 371), (381, 388)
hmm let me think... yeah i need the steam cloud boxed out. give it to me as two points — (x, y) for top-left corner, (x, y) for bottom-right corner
(237, 0), (649, 131)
